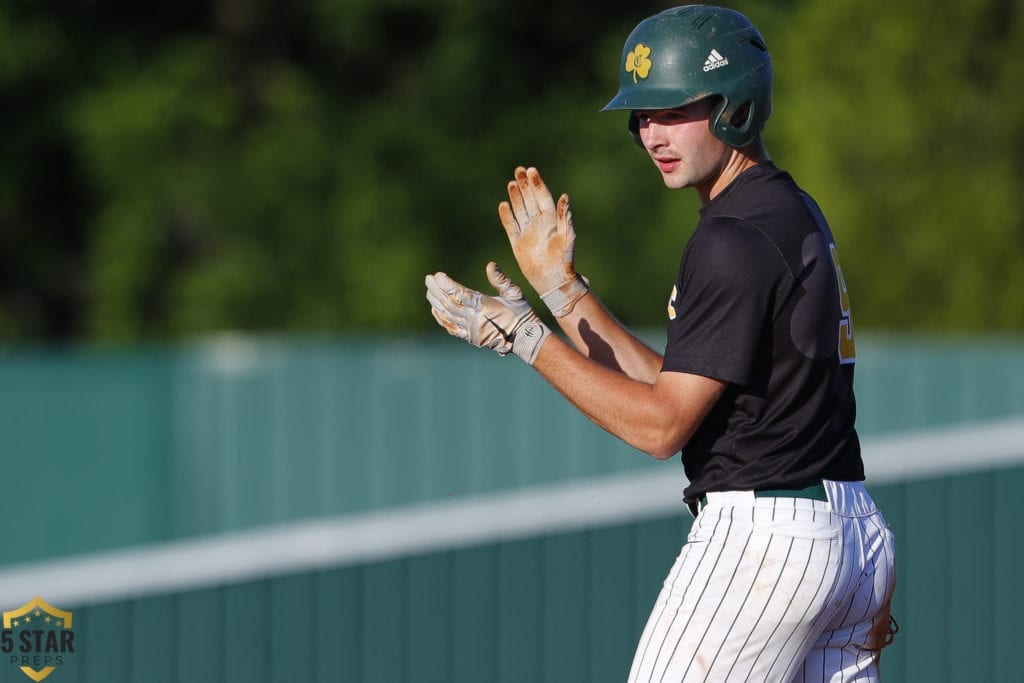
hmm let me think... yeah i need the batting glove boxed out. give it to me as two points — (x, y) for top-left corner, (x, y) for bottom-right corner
(498, 166), (589, 317)
(425, 261), (551, 365)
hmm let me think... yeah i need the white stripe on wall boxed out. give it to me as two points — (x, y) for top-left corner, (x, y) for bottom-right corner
(1, 417), (1022, 609)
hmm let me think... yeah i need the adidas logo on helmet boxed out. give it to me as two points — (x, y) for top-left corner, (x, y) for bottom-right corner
(703, 49), (729, 72)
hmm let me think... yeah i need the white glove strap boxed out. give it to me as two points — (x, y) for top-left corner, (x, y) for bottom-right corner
(511, 320), (551, 365)
(540, 274), (590, 317)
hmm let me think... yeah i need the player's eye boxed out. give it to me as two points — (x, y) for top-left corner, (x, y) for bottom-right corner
(635, 110), (689, 126)
(662, 110), (689, 122)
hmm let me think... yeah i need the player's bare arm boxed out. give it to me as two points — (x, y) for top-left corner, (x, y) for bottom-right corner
(498, 166), (662, 381)
(425, 264), (724, 459)
(550, 290), (663, 383)
(530, 332), (725, 459)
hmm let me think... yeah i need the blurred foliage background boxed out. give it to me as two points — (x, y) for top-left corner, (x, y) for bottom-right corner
(0, 0), (1021, 342)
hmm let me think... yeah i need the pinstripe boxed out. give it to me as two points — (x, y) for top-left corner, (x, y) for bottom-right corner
(757, 519), (840, 679)
(797, 498), (895, 681)
(634, 538), (692, 672)
(629, 482), (895, 683)
(761, 536), (828, 680)
(650, 507), (724, 673)
(764, 509), (839, 680)
(744, 507), (807, 674)
(721, 533), (795, 680)
(684, 522), (775, 679)
(802, 519), (847, 674)
(820, 546), (862, 650)
(862, 512), (895, 649)
(632, 537), (689, 672)
(834, 586), (863, 651)
(630, 506), (726, 680)
(835, 513), (890, 652)
(655, 509), (747, 681)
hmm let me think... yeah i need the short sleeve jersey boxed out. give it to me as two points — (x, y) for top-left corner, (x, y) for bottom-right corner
(662, 162), (865, 502)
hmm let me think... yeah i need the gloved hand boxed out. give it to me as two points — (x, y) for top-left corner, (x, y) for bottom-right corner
(425, 261), (551, 365)
(498, 167), (589, 317)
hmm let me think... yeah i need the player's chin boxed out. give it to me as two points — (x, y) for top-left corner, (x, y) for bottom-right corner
(656, 171), (692, 190)
(650, 162), (689, 189)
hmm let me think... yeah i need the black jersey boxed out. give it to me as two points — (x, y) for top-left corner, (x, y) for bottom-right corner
(662, 162), (865, 502)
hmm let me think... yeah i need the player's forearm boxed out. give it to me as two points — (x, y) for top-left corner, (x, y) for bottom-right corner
(530, 333), (702, 460)
(551, 292), (663, 383)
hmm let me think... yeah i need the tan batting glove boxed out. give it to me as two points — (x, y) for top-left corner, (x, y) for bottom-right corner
(498, 166), (589, 317)
(425, 261), (551, 365)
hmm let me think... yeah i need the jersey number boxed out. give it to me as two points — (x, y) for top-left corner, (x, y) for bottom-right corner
(828, 243), (856, 364)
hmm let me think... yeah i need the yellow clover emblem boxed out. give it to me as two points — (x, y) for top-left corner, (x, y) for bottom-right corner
(626, 43), (652, 84)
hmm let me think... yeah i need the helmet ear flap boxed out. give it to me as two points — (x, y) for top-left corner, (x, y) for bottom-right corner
(708, 96), (730, 143)
(710, 97), (761, 148)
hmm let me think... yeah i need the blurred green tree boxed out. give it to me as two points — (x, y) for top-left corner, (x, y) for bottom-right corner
(766, 0), (1024, 331)
(0, 0), (1021, 341)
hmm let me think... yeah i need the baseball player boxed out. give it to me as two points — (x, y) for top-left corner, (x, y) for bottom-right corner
(426, 5), (896, 682)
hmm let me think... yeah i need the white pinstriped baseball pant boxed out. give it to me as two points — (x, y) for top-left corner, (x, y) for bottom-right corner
(628, 481), (896, 682)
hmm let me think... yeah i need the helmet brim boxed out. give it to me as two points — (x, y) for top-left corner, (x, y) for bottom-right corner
(600, 88), (710, 113)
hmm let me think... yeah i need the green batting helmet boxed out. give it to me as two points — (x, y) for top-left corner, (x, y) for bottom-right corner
(602, 5), (772, 148)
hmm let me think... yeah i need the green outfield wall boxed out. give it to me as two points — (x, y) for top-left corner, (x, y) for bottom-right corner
(2, 466), (1022, 683)
(1, 334), (1023, 682)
